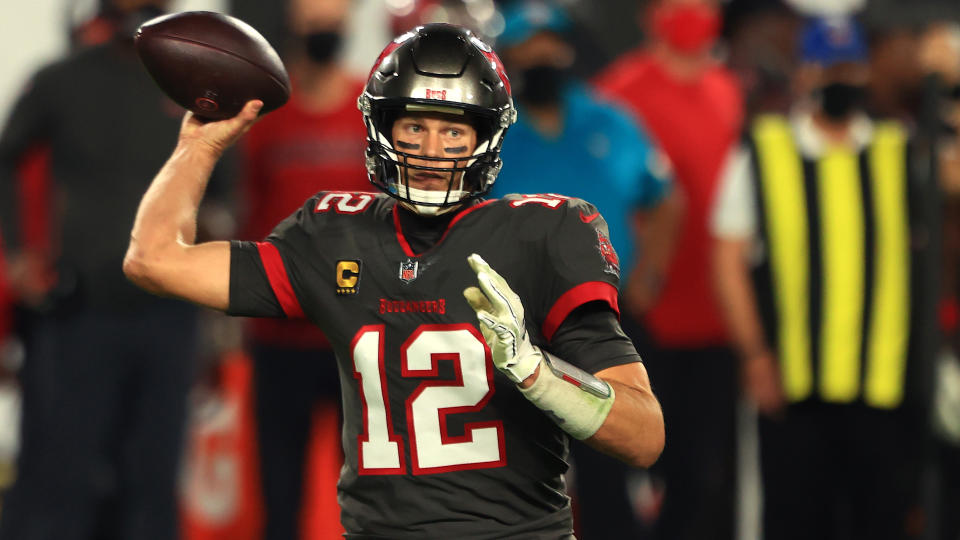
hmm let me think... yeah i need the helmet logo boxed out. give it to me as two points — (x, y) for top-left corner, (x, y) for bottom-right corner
(415, 87), (462, 102)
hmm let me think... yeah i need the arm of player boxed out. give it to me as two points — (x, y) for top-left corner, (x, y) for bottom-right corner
(584, 361), (663, 467)
(464, 254), (665, 468)
(123, 100), (263, 311)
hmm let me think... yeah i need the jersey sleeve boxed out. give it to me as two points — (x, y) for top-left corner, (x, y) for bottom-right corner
(227, 197), (317, 318)
(548, 302), (642, 374)
(227, 240), (285, 318)
(535, 198), (621, 343)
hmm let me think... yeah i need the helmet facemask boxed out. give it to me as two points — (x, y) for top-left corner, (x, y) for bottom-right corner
(362, 103), (505, 215)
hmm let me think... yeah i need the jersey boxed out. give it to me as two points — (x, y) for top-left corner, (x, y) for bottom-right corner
(228, 192), (631, 538)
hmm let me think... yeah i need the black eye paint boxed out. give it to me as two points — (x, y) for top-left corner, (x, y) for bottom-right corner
(396, 140), (420, 150)
(444, 146), (468, 154)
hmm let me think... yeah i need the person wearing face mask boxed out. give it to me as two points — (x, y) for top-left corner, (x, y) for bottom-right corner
(235, 0), (369, 539)
(594, 1), (743, 539)
(712, 16), (928, 540)
(491, 3), (679, 537)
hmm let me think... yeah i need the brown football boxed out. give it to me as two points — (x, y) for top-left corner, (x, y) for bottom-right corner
(134, 11), (290, 120)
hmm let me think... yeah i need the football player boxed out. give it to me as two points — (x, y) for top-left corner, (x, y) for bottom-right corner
(125, 23), (664, 537)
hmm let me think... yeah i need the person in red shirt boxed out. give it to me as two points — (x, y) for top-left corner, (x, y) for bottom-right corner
(594, 1), (743, 539)
(238, 0), (369, 538)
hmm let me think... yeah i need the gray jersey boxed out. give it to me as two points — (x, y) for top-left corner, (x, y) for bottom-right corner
(229, 192), (634, 538)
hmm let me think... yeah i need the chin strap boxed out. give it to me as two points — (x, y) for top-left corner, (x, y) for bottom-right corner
(391, 183), (469, 216)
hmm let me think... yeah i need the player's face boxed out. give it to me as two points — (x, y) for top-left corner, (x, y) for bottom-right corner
(391, 113), (477, 192)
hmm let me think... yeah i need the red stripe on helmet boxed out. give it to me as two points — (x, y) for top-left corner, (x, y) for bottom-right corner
(480, 49), (511, 96)
(368, 40), (403, 81)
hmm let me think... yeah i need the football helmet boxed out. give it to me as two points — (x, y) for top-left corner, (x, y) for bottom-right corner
(358, 23), (516, 215)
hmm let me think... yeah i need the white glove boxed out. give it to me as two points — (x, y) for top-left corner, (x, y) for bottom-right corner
(463, 253), (543, 384)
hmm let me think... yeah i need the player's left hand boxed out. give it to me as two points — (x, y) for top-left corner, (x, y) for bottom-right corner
(463, 254), (542, 384)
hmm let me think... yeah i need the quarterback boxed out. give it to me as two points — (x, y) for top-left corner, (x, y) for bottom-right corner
(125, 23), (664, 538)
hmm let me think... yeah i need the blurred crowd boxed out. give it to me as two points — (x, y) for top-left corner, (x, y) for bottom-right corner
(1, 0), (960, 539)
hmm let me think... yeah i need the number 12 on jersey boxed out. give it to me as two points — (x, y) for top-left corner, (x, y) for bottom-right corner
(351, 324), (506, 475)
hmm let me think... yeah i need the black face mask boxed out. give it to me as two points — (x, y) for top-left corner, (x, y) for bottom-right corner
(818, 82), (867, 120)
(515, 64), (568, 106)
(304, 31), (342, 64)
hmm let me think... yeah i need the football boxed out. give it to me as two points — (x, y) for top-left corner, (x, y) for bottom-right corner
(134, 11), (290, 120)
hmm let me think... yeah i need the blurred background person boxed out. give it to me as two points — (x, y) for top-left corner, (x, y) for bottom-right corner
(236, 0), (368, 538)
(712, 15), (930, 540)
(491, 1), (679, 536)
(725, 0), (803, 117)
(919, 20), (960, 540)
(0, 0), (236, 538)
(593, 0), (744, 538)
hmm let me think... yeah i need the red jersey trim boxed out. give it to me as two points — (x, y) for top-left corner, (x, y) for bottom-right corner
(392, 200), (497, 257)
(543, 281), (620, 342)
(255, 241), (305, 319)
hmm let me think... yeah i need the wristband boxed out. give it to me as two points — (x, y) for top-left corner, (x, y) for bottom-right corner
(518, 352), (615, 440)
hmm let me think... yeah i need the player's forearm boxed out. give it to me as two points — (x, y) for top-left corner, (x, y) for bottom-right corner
(587, 379), (664, 467)
(517, 355), (663, 468)
(125, 142), (220, 287)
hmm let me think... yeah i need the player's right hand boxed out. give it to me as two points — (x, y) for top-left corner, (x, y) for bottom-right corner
(177, 100), (263, 156)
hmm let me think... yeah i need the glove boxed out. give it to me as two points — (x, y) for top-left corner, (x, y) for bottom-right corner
(463, 253), (543, 384)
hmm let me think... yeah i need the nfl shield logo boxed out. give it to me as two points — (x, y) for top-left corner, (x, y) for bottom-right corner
(399, 259), (419, 283)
